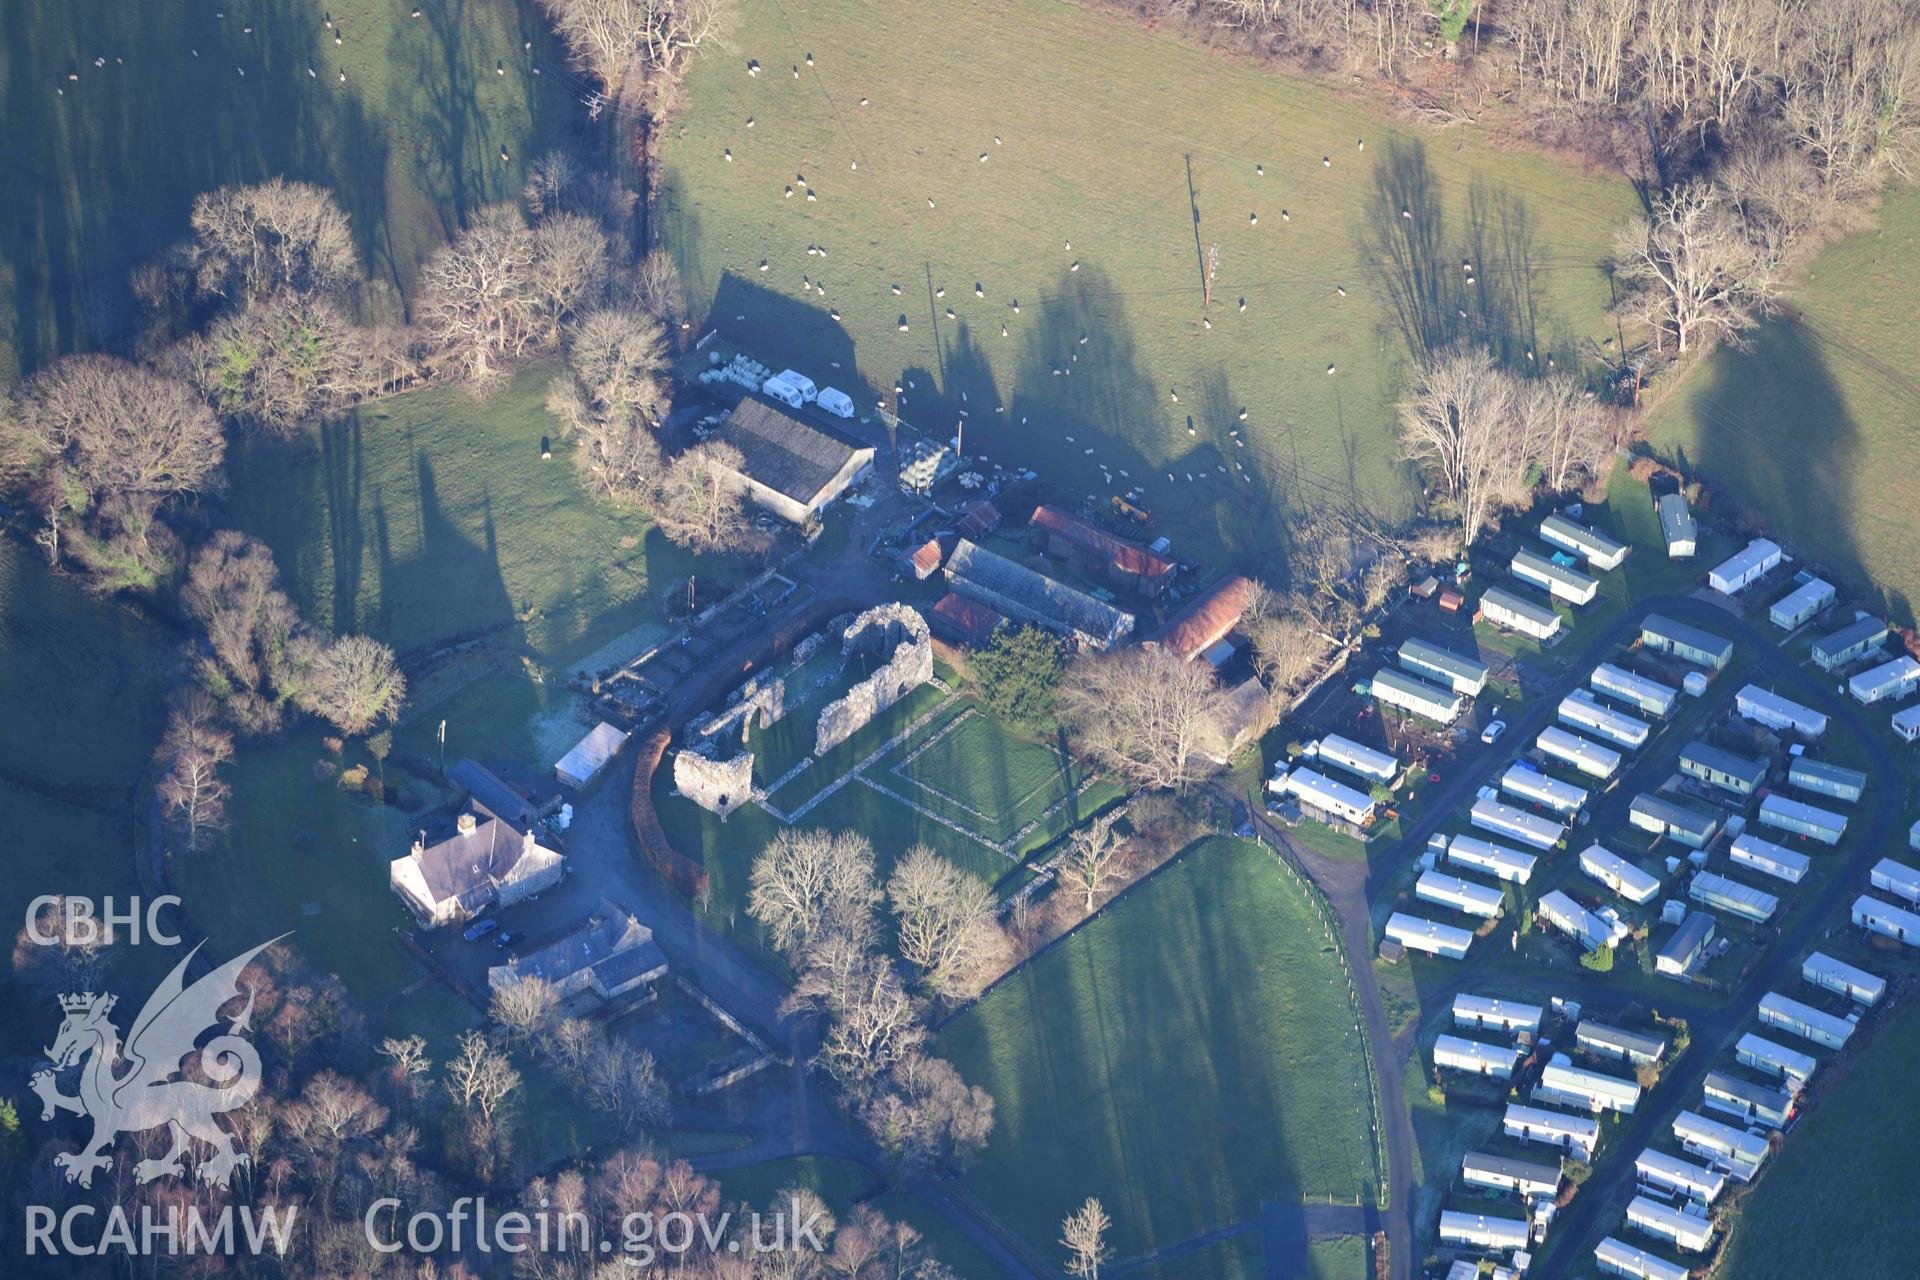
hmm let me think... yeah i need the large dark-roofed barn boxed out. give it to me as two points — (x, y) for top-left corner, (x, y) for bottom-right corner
(714, 398), (876, 525)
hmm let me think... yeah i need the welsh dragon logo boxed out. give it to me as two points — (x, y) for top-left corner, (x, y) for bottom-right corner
(29, 937), (284, 1189)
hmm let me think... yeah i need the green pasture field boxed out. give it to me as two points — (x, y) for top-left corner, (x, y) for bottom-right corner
(660, 0), (1640, 572)
(935, 837), (1378, 1263)
(0, 0), (579, 380)
(1709, 997), (1920, 1278)
(223, 361), (706, 666)
(881, 703), (1099, 845)
(1647, 187), (1920, 624)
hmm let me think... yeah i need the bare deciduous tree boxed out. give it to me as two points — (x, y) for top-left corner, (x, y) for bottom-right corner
(442, 1029), (521, 1124)
(816, 953), (925, 1086)
(536, 0), (736, 100)
(858, 1051), (996, 1174)
(747, 828), (880, 960)
(1059, 648), (1229, 791)
(416, 207), (542, 383)
(1396, 347), (1529, 544)
(173, 291), (399, 435)
(296, 635), (407, 736)
(1612, 180), (1781, 355)
(182, 530), (313, 734)
(546, 307), (669, 503)
(1061, 1197), (1113, 1280)
(8, 355), (225, 566)
(1060, 811), (1123, 912)
(1518, 373), (1621, 493)
(154, 689), (235, 853)
(653, 441), (759, 556)
(1243, 582), (1332, 693)
(490, 976), (560, 1045)
(12, 896), (117, 996)
(887, 846), (1007, 997)
(189, 179), (357, 306)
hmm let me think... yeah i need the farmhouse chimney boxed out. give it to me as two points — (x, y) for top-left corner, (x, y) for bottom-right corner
(457, 812), (478, 836)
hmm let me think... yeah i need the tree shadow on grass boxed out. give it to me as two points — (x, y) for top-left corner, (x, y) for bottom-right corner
(1658, 318), (1880, 616)
(1358, 138), (1564, 372)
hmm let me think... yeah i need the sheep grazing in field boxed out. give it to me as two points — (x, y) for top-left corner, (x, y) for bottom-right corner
(748, 61), (760, 75)
(746, 116), (754, 127)
(1336, 287), (1346, 297)
(1078, 334), (1088, 344)
(1011, 300), (1020, 313)
(979, 153), (988, 162)
(785, 186), (794, 198)
(898, 317), (909, 331)
(1238, 408), (1249, 420)
(806, 191), (817, 201)
(1322, 155), (1330, 166)
(1250, 212), (1258, 225)
(935, 287), (945, 297)
(1402, 208), (1411, 218)
(792, 66), (799, 77)
(1281, 210), (1290, 220)
(1064, 239), (1071, 250)
(1066, 434), (1075, 442)
(1070, 261), (1080, 272)
(946, 308), (955, 319)
(975, 284), (985, 297)
(1169, 388), (1179, 402)
(829, 310), (840, 320)
(339, 70), (347, 82)
(1000, 324), (1008, 337)
(1358, 138), (1365, 150)
(860, 97), (869, 105)
(1326, 363), (1337, 374)
(806, 52), (814, 65)
(500, 147), (510, 162)
(237, 66), (245, 75)
(723, 149), (732, 161)
(994, 135), (1002, 145)
(1466, 275), (1475, 284)
(891, 284), (902, 294)
(1203, 317), (1212, 329)
(1256, 163), (1264, 175)
(1238, 298), (1247, 311)
(308, 66), (316, 77)
(927, 197), (935, 208)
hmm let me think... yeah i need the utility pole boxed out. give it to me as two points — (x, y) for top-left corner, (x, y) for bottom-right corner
(437, 719), (446, 773)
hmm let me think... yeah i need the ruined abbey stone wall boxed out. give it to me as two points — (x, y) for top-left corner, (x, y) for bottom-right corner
(814, 604), (933, 755)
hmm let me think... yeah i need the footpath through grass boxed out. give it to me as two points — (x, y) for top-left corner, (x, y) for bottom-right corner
(1647, 187), (1920, 623)
(661, 0), (1638, 570)
(936, 837), (1377, 1263)
(0, 0), (579, 379)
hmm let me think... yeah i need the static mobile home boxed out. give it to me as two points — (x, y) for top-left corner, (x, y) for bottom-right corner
(1707, 538), (1782, 595)
(1369, 667), (1464, 724)
(1579, 844), (1662, 906)
(1591, 663), (1677, 716)
(1849, 654), (1920, 705)
(1479, 586), (1563, 640)
(1758, 793), (1847, 845)
(1690, 870), (1779, 924)
(1454, 993), (1544, 1036)
(1853, 894), (1920, 946)
(1417, 870), (1507, 920)
(1640, 614), (1733, 670)
(1536, 725), (1622, 779)
(1560, 689), (1652, 749)
(1811, 615), (1889, 671)
(1769, 577), (1835, 630)
(1728, 833), (1810, 886)
(1801, 951), (1885, 1006)
(1472, 797), (1566, 851)
(1386, 912), (1474, 960)
(1435, 1033), (1523, 1078)
(1512, 547), (1600, 605)
(1313, 734), (1400, 784)
(1541, 512), (1630, 570)
(1505, 1103), (1599, 1159)
(1677, 741), (1767, 796)
(1656, 493), (1696, 559)
(1735, 685), (1828, 738)
(1788, 757), (1867, 804)
(1447, 835), (1538, 885)
(1502, 763), (1588, 815)
(1398, 637), (1490, 697)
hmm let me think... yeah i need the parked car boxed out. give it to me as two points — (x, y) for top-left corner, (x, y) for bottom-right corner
(492, 930), (525, 951)
(462, 917), (500, 943)
(1481, 719), (1507, 745)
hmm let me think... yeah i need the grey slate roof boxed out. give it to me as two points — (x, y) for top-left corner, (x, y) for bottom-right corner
(717, 398), (868, 502)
